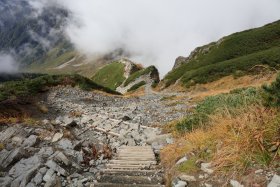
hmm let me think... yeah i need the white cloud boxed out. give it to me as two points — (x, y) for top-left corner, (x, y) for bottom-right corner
(0, 53), (18, 73)
(32, 0), (280, 76)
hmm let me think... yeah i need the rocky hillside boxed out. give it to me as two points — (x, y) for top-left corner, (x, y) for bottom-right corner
(92, 59), (160, 93)
(163, 20), (280, 88)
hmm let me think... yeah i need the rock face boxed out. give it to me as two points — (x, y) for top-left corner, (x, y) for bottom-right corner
(117, 65), (160, 94)
(119, 58), (141, 78)
(173, 56), (189, 69)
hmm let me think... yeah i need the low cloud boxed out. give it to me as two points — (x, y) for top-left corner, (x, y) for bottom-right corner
(0, 53), (18, 73)
(31, 0), (280, 76)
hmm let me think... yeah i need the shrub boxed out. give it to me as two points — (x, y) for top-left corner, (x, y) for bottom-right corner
(263, 74), (280, 106)
(0, 74), (120, 102)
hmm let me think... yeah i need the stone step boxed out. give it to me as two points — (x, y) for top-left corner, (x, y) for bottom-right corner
(99, 175), (163, 185)
(101, 169), (162, 176)
(94, 183), (165, 187)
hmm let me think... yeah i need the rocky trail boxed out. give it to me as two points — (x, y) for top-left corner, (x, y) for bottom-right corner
(0, 86), (189, 187)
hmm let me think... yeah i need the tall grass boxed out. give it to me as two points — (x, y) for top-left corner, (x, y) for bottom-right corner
(176, 87), (262, 132)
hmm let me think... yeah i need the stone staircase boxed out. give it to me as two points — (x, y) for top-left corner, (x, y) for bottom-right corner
(95, 146), (165, 187)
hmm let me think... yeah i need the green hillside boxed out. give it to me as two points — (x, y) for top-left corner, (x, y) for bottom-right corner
(164, 20), (280, 87)
(92, 62), (126, 90)
(0, 74), (119, 102)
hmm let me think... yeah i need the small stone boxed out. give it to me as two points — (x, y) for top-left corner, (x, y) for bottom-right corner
(204, 183), (213, 187)
(176, 156), (188, 165)
(22, 135), (38, 147)
(230, 180), (244, 187)
(12, 136), (23, 146)
(43, 169), (55, 182)
(268, 174), (280, 187)
(45, 160), (68, 176)
(201, 162), (214, 174)
(174, 180), (187, 187)
(57, 139), (73, 150)
(254, 169), (263, 174)
(179, 174), (196, 182)
(166, 137), (174, 144)
(33, 172), (43, 185)
(52, 133), (63, 143)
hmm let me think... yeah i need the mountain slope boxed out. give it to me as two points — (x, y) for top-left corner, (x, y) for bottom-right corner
(0, 0), (71, 67)
(164, 20), (280, 88)
(92, 59), (160, 93)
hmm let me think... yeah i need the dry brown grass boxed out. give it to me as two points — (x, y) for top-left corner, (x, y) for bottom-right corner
(36, 103), (49, 114)
(161, 105), (280, 177)
(189, 73), (277, 101)
(0, 115), (38, 125)
(123, 87), (146, 98)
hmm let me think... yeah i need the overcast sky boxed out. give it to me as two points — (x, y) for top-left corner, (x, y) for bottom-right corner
(34, 0), (280, 76)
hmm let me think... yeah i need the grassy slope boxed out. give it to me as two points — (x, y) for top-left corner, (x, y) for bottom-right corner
(161, 76), (280, 183)
(0, 74), (119, 102)
(164, 20), (280, 87)
(92, 62), (126, 90)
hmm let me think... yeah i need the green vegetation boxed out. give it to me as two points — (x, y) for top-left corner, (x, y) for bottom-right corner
(263, 73), (280, 106)
(164, 20), (280, 87)
(127, 81), (146, 92)
(124, 66), (158, 86)
(177, 158), (198, 173)
(176, 87), (262, 132)
(92, 62), (126, 90)
(0, 74), (119, 102)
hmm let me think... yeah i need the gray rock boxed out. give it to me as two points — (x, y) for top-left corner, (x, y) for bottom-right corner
(12, 136), (23, 146)
(26, 182), (36, 187)
(254, 169), (263, 174)
(268, 174), (280, 187)
(22, 135), (38, 147)
(52, 133), (63, 143)
(9, 155), (42, 187)
(179, 174), (196, 182)
(33, 172), (43, 185)
(53, 151), (71, 166)
(57, 139), (73, 150)
(0, 126), (21, 142)
(0, 148), (25, 169)
(175, 156), (188, 165)
(0, 176), (13, 187)
(230, 180), (244, 187)
(43, 169), (55, 182)
(172, 178), (187, 187)
(201, 162), (214, 174)
(45, 160), (68, 176)
(38, 147), (54, 157)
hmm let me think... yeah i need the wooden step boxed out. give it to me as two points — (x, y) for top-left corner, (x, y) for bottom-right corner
(106, 164), (155, 170)
(97, 146), (164, 186)
(101, 169), (162, 176)
(94, 183), (165, 187)
(99, 175), (163, 185)
(109, 160), (157, 165)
